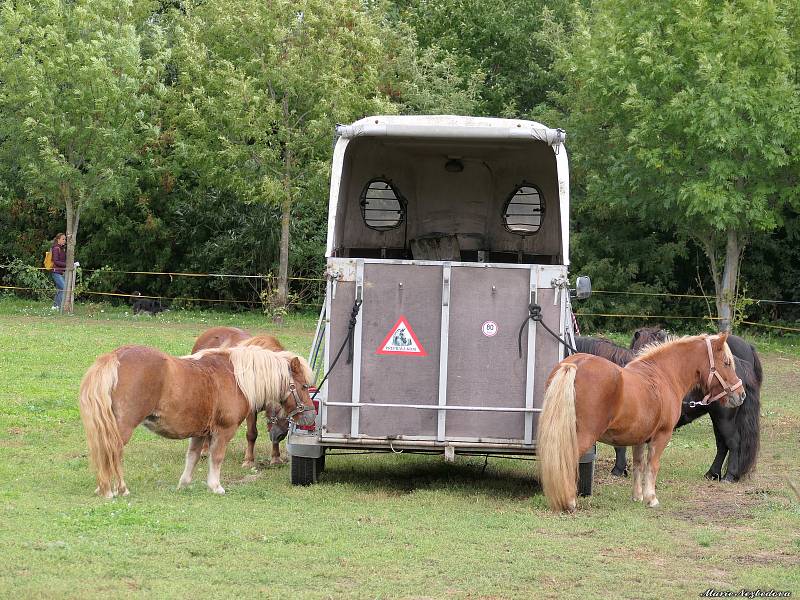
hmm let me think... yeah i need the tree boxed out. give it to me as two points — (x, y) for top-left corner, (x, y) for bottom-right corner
(163, 1), (400, 307)
(389, 0), (574, 117)
(0, 0), (159, 312)
(548, 0), (800, 331)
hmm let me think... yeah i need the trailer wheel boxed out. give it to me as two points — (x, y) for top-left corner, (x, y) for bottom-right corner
(291, 455), (317, 486)
(578, 460), (594, 496)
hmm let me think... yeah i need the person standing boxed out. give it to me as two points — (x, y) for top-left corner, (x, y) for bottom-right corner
(50, 233), (66, 310)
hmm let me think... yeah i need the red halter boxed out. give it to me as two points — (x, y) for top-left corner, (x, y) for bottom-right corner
(690, 335), (744, 407)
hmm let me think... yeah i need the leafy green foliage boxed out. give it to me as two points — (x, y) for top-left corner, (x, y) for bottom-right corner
(390, 0), (574, 116)
(547, 0), (800, 328)
(1, 259), (53, 301)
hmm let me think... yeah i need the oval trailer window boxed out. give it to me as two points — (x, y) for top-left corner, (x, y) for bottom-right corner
(503, 183), (544, 235)
(360, 178), (405, 231)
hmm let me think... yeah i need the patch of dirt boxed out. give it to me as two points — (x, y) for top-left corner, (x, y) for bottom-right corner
(734, 549), (800, 567)
(764, 413), (800, 435)
(229, 472), (264, 485)
(7, 427), (24, 435)
(671, 470), (796, 525)
(0, 439), (25, 448)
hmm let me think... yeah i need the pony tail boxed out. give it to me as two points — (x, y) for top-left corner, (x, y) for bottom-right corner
(537, 363), (579, 512)
(736, 363), (761, 478)
(751, 345), (764, 386)
(78, 353), (124, 498)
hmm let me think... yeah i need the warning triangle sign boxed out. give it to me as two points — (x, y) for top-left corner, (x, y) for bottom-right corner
(376, 315), (428, 356)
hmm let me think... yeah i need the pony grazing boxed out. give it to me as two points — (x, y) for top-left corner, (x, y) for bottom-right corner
(78, 344), (315, 497)
(537, 334), (745, 512)
(192, 327), (289, 467)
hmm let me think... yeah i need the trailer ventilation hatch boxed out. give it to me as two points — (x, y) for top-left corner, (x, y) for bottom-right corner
(503, 182), (544, 235)
(360, 178), (406, 231)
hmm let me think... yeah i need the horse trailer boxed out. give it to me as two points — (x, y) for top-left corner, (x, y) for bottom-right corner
(289, 115), (594, 492)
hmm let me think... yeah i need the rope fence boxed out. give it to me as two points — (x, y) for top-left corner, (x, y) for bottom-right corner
(2, 265), (799, 332)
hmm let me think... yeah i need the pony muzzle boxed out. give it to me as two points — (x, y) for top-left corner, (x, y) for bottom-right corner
(270, 426), (288, 443)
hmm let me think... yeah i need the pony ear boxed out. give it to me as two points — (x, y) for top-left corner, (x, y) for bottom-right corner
(289, 356), (301, 373)
(633, 331), (640, 340)
(713, 332), (729, 349)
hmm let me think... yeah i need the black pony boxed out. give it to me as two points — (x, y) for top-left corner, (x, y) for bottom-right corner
(575, 329), (762, 481)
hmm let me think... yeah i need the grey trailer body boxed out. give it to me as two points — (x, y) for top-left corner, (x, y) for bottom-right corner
(289, 115), (593, 485)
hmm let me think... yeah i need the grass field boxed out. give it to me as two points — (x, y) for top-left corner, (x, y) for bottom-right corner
(1, 297), (798, 599)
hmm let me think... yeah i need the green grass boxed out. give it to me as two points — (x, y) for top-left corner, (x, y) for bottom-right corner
(1, 297), (798, 599)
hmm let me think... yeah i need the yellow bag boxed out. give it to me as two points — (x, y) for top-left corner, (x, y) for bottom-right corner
(43, 251), (53, 271)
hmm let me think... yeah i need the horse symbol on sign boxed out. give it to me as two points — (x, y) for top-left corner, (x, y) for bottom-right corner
(377, 316), (427, 356)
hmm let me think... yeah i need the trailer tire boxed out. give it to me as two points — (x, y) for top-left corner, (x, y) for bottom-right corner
(291, 455), (317, 486)
(578, 460), (594, 496)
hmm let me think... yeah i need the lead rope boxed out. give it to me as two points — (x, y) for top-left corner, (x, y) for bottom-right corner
(517, 302), (578, 358)
(311, 298), (362, 401)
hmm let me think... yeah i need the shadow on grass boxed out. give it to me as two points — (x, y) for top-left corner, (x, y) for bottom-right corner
(318, 452), (540, 500)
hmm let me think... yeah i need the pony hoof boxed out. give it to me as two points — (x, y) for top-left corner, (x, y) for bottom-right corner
(646, 498), (660, 508)
(722, 474), (738, 483)
(611, 467), (629, 478)
(241, 460), (255, 469)
(177, 478), (191, 490)
(269, 457), (285, 466)
(704, 470), (721, 481)
(210, 485), (225, 495)
(119, 487), (130, 497)
(632, 495), (643, 503)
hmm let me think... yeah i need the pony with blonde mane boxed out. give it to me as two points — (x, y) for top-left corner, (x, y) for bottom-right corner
(192, 327), (291, 466)
(78, 344), (315, 497)
(537, 334), (745, 512)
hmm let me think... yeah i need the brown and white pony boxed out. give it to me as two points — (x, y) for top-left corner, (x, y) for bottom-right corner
(192, 327), (288, 466)
(537, 334), (745, 512)
(78, 344), (315, 497)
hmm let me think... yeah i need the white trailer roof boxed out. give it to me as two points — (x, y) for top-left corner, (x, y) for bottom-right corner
(327, 115), (570, 264)
(336, 115), (566, 146)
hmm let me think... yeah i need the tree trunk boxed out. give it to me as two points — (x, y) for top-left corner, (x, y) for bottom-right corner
(278, 183), (291, 307)
(715, 228), (741, 333)
(277, 97), (292, 308)
(61, 183), (80, 315)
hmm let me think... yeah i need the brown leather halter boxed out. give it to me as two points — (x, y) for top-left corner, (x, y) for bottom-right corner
(690, 335), (744, 407)
(277, 375), (313, 423)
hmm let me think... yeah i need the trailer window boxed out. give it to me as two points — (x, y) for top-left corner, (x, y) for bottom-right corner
(360, 178), (405, 231)
(503, 183), (544, 235)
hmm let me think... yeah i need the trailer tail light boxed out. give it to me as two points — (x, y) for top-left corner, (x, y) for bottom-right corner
(299, 389), (318, 431)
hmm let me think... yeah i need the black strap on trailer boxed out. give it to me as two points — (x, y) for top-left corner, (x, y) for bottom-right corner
(311, 298), (362, 400)
(517, 302), (578, 358)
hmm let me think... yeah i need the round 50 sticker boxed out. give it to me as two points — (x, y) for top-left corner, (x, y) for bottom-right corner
(481, 321), (498, 337)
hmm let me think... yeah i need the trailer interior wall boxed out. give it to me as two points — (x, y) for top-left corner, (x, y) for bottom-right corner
(330, 137), (562, 262)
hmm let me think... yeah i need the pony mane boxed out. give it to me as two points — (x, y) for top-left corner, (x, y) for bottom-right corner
(575, 336), (635, 367)
(275, 350), (314, 386)
(631, 333), (685, 362)
(227, 346), (289, 412)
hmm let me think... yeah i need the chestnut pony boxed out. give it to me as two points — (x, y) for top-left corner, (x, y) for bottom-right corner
(78, 344), (315, 497)
(192, 327), (288, 467)
(537, 334), (745, 512)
